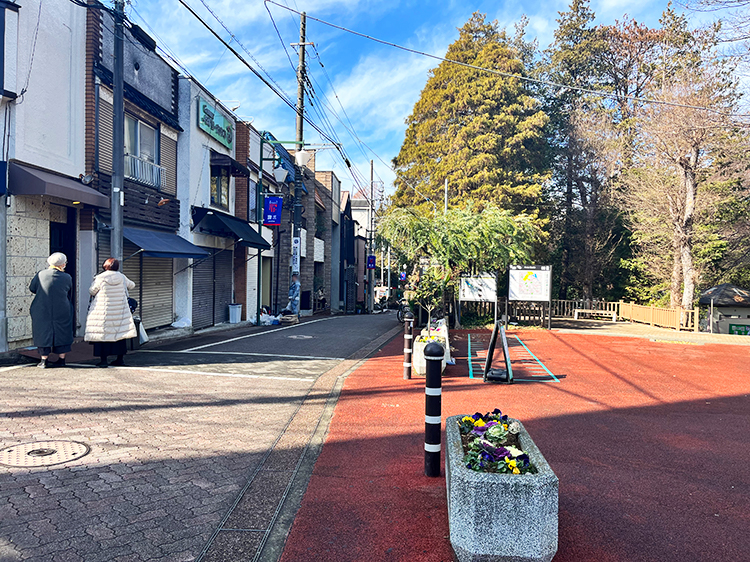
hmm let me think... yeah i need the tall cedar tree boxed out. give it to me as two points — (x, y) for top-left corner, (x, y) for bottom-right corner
(392, 13), (549, 211)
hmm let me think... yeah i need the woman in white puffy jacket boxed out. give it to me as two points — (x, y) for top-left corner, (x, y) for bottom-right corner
(85, 258), (137, 367)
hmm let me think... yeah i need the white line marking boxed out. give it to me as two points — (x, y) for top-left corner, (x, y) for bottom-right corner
(68, 364), (314, 382)
(425, 387), (441, 396)
(424, 443), (441, 452)
(182, 316), (338, 352)
(138, 350), (344, 361)
(425, 415), (442, 424)
(0, 364), (29, 373)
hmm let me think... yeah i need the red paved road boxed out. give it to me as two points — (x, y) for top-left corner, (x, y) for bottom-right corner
(280, 330), (750, 562)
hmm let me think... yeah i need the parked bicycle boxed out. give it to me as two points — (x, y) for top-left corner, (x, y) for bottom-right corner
(396, 298), (410, 323)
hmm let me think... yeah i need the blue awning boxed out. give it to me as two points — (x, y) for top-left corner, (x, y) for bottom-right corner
(123, 227), (210, 259)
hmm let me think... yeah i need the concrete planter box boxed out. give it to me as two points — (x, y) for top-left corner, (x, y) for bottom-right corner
(413, 339), (447, 376)
(445, 415), (559, 562)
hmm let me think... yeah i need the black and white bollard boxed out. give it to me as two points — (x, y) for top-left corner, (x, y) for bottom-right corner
(403, 311), (414, 380)
(424, 341), (444, 477)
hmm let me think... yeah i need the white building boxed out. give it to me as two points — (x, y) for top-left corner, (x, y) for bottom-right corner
(0, 0), (101, 351)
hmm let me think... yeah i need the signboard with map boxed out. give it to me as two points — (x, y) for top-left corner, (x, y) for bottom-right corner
(459, 275), (497, 302)
(729, 324), (750, 336)
(508, 265), (552, 302)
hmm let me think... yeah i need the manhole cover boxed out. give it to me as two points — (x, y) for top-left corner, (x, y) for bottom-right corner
(0, 441), (90, 467)
(287, 335), (313, 340)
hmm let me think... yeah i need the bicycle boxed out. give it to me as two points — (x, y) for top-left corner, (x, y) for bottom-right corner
(396, 298), (410, 323)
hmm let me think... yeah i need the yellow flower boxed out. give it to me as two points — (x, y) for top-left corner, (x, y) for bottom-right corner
(503, 424), (508, 430)
(473, 419), (486, 427)
(512, 468), (520, 474)
(505, 458), (517, 468)
(462, 416), (474, 423)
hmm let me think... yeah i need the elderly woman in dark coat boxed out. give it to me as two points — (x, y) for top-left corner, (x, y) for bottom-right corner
(29, 252), (74, 368)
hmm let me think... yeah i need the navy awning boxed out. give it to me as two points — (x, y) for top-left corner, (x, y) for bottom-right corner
(8, 161), (109, 207)
(210, 150), (250, 177)
(191, 207), (271, 250)
(123, 226), (210, 259)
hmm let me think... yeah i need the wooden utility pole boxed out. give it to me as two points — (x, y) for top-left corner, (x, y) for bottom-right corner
(111, 0), (125, 261)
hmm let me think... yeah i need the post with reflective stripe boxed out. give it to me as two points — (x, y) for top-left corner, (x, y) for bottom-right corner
(424, 341), (444, 477)
(403, 311), (414, 380)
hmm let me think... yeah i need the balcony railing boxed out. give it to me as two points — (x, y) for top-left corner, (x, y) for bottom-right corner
(124, 154), (165, 189)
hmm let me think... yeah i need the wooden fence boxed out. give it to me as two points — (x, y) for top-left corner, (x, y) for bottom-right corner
(460, 298), (699, 331)
(618, 302), (699, 332)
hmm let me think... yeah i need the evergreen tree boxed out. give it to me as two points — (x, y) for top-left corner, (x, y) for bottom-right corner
(391, 13), (549, 211)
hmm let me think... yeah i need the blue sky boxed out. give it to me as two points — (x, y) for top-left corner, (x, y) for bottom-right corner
(128, 0), (714, 198)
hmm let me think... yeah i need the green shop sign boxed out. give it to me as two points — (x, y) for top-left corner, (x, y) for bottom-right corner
(729, 324), (750, 336)
(198, 97), (233, 149)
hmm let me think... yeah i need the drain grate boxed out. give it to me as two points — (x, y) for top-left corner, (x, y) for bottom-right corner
(0, 440), (90, 467)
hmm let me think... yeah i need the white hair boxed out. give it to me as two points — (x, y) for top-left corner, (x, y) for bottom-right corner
(47, 252), (68, 267)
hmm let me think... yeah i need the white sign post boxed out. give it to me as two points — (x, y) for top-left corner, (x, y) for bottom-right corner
(291, 236), (301, 275)
(508, 265), (553, 329)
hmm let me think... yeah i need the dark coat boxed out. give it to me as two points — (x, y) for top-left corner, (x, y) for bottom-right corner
(29, 268), (74, 348)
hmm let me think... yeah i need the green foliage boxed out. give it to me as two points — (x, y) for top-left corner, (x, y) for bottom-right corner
(392, 13), (550, 211)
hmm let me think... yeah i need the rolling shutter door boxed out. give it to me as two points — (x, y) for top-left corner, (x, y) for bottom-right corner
(121, 241), (141, 298)
(192, 248), (214, 330)
(213, 249), (233, 325)
(141, 255), (173, 329)
(97, 230), (111, 268)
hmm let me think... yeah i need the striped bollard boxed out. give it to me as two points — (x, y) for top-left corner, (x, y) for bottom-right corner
(424, 341), (444, 477)
(403, 311), (414, 380)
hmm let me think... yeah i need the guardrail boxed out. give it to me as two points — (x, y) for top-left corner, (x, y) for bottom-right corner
(124, 154), (164, 189)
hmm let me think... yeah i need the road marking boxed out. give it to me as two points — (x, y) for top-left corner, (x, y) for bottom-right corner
(513, 336), (559, 382)
(68, 364), (315, 382)
(0, 364), (29, 373)
(182, 316), (337, 352)
(138, 350), (345, 361)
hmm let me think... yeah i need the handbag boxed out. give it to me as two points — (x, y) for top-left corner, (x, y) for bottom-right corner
(138, 321), (149, 344)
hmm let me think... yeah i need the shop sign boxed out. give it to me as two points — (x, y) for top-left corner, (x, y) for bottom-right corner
(367, 255), (376, 269)
(198, 97), (233, 149)
(263, 196), (283, 226)
(292, 236), (301, 274)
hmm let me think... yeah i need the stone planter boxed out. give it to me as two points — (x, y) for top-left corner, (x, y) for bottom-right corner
(445, 415), (559, 562)
(412, 339), (447, 376)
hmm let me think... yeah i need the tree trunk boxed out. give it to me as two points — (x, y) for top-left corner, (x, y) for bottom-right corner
(670, 227), (682, 309)
(559, 150), (574, 299)
(679, 147), (699, 311)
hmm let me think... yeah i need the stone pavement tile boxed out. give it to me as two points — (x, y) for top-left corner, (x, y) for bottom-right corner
(223, 469), (295, 531)
(201, 530), (264, 562)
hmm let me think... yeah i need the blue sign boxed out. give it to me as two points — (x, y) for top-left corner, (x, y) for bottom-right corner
(263, 196), (283, 226)
(399, 272), (407, 281)
(367, 255), (376, 270)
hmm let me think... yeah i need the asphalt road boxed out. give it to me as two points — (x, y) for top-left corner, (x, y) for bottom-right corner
(0, 313), (401, 562)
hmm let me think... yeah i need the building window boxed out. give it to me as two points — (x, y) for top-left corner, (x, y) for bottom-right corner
(211, 166), (230, 209)
(125, 115), (157, 163)
(248, 179), (257, 221)
(124, 115), (163, 189)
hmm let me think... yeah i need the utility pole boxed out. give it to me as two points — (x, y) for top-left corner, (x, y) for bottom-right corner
(368, 159), (374, 313)
(111, 0), (125, 261)
(291, 12), (308, 280)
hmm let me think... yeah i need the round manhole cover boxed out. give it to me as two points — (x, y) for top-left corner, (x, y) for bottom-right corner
(287, 335), (313, 340)
(0, 441), (90, 467)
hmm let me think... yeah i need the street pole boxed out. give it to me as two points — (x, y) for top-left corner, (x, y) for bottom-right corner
(256, 135), (265, 324)
(111, 0), (125, 261)
(291, 12), (307, 281)
(368, 159), (374, 313)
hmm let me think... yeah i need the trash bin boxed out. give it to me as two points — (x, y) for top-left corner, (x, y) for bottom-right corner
(228, 304), (242, 324)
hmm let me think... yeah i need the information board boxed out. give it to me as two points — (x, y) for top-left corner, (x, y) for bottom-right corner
(291, 236), (300, 274)
(508, 265), (552, 302)
(729, 324), (750, 336)
(459, 275), (496, 302)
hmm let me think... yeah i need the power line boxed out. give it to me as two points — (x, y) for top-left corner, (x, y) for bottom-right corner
(264, 0), (749, 118)
(175, 0), (346, 153)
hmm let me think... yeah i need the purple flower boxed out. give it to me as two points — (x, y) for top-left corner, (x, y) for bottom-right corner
(492, 408), (502, 415)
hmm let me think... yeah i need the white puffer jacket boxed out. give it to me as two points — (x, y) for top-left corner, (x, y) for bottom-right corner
(84, 271), (137, 342)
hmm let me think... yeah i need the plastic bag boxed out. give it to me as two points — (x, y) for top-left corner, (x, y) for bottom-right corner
(171, 317), (191, 328)
(138, 322), (149, 344)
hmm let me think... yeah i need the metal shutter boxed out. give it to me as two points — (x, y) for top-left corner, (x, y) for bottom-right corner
(213, 249), (233, 325)
(99, 99), (114, 174)
(192, 248), (214, 330)
(160, 133), (177, 196)
(140, 255), (173, 329)
(97, 230), (111, 269)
